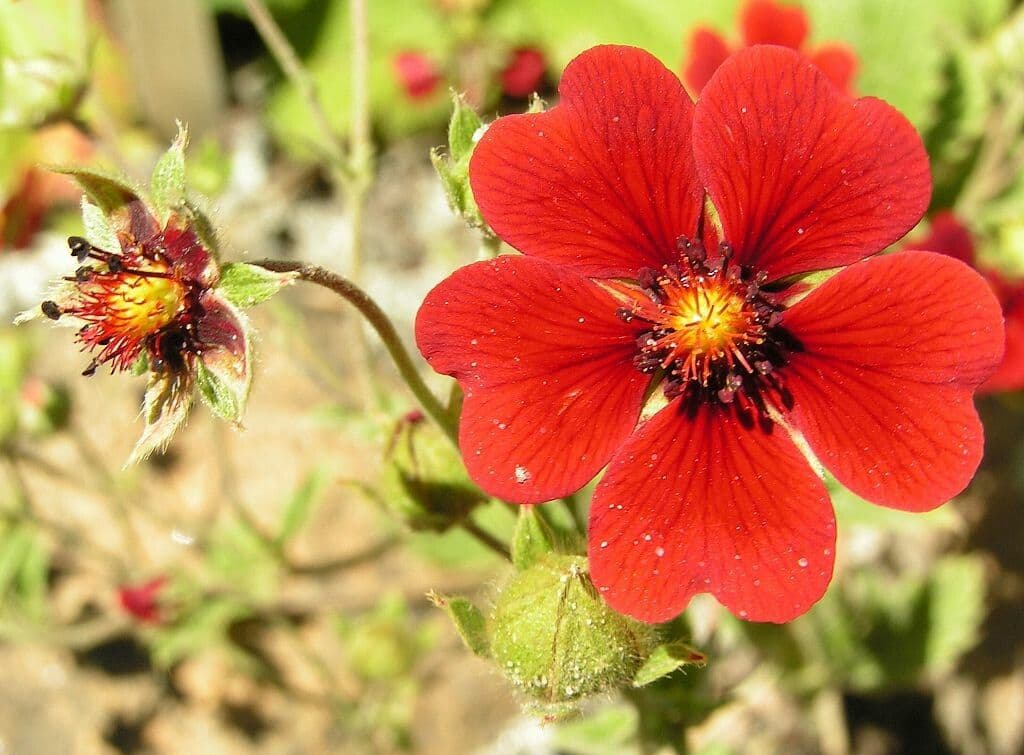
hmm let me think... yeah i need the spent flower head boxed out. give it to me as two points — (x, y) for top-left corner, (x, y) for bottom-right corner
(416, 45), (1004, 624)
(17, 126), (295, 463)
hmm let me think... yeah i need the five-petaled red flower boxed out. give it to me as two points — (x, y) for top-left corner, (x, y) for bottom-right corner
(684, 0), (857, 96)
(415, 45), (1004, 623)
(904, 211), (1024, 393)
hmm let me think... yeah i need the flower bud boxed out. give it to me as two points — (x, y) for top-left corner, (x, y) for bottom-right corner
(381, 411), (487, 531)
(490, 554), (655, 706)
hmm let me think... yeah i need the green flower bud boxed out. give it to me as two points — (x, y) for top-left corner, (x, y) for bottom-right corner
(490, 555), (656, 707)
(382, 411), (487, 531)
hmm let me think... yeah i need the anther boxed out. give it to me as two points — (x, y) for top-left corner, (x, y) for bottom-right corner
(82, 360), (99, 377)
(615, 307), (635, 323)
(754, 360), (773, 375)
(68, 236), (92, 262)
(75, 265), (94, 282)
(41, 300), (62, 320)
(107, 255), (124, 274)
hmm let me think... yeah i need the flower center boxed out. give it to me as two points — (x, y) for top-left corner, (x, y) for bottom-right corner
(43, 236), (199, 375)
(612, 238), (795, 417)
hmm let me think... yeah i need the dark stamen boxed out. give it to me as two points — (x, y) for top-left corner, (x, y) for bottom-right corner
(68, 236), (92, 262)
(41, 300), (62, 320)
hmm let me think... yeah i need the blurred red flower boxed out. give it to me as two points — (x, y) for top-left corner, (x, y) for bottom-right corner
(117, 577), (167, 624)
(500, 47), (546, 98)
(683, 0), (857, 95)
(393, 51), (443, 101)
(905, 211), (1024, 393)
(416, 45), (1004, 623)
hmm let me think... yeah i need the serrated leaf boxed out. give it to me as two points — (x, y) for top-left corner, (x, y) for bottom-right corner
(511, 505), (555, 570)
(217, 262), (297, 309)
(632, 641), (707, 687)
(428, 592), (490, 658)
(81, 198), (120, 253)
(277, 467), (331, 544)
(151, 122), (189, 218)
(448, 92), (482, 163)
(128, 371), (194, 465)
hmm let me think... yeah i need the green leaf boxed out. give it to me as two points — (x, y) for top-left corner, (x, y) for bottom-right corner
(150, 122), (189, 218)
(277, 467), (331, 544)
(632, 641), (707, 687)
(81, 198), (120, 254)
(447, 92), (482, 163)
(511, 505), (555, 571)
(428, 592), (490, 658)
(217, 262), (298, 309)
(553, 703), (638, 755)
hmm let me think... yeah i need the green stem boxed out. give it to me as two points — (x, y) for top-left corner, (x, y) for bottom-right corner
(459, 519), (511, 561)
(244, 0), (346, 168)
(253, 261), (457, 443)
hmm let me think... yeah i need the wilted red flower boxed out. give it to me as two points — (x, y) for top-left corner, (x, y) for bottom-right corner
(393, 51), (443, 101)
(905, 211), (1024, 393)
(117, 576), (167, 624)
(684, 0), (857, 95)
(500, 47), (547, 99)
(416, 45), (1004, 623)
(38, 202), (244, 383)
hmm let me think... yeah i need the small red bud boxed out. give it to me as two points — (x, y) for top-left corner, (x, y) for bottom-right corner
(500, 47), (546, 98)
(117, 576), (168, 624)
(393, 51), (443, 101)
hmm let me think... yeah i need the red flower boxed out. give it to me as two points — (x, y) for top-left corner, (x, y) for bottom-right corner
(393, 51), (443, 101)
(904, 211), (1024, 393)
(117, 577), (167, 624)
(501, 47), (547, 99)
(415, 45), (1004, 623)
(39, 202), (243, 381)
(683, 0), (857, 95)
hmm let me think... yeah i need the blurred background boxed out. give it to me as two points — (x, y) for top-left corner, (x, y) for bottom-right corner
(1, 0), (1023, 753)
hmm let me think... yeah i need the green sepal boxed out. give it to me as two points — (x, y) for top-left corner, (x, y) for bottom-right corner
(428, 591), (490, 658)
(129, 352), (149, 377)
(55, 166), (142, 217)
(194, 296), (253, 424)
(217, 262), (298, 309)
(632, 641), (707, 688)
(181, 199), (221, 258)
(151, 122), (189, 220)
(511, 505), (556, 571)
(128, 371), (194, 465)
(447, 91), (483, 163)
(81, 198), (121, 254)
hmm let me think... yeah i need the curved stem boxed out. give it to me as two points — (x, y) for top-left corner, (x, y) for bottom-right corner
(253, 260), (457, 443)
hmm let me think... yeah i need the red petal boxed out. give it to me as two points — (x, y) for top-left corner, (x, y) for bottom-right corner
(981, 289), (1024, 393)
(393, 51), (442, 100)
(810, 44), (859, 95)
(589, 400), (835, 624)
(415, 255), (648, 502)
(782, 252), (1004, 510)
(903, 210), (976, 265)
(740, 0), (809, 48)
(470, 45), (704, 278)
(693, 46), (931, 281)
(683, 28), (731, 94)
